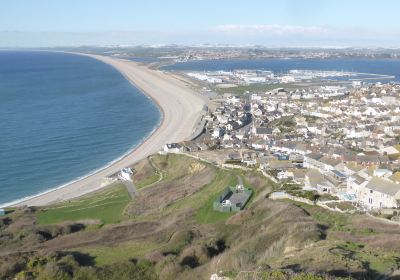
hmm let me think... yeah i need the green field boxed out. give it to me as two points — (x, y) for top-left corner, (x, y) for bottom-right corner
(196, 193), (233, 224)
(37, 184), (131, 225)
(195, 171), (238, 224)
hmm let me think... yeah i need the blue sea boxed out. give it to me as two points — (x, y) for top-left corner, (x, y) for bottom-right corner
(162, 58), (400, 81)
(0, 51), (161, 206)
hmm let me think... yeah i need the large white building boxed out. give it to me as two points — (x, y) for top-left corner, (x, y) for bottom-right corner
(359, 177), (400, 209)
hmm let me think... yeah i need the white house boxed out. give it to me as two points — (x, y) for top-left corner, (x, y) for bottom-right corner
(303, 153), (324, 170)
(163, 143), (184, 153)
(120, 167), (133, 181)
(360, 177), (400, 209)
(277, 170), (294, 181)
(222, 200), (232, 207)
(251, 139), (268, 150)
(304, 169), (335, 193)
(212, 127), (225, 138)
(347, 174), (368, 198)
(380, 146), (400, 156)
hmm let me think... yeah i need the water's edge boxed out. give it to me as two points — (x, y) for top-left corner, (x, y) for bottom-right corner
(0, 53), (163, 208)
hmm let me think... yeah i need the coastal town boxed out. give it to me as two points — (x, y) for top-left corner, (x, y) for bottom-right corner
(5, 0), (400, 278)
(3, 52), (400, 278)
(161, 72), (400, 216)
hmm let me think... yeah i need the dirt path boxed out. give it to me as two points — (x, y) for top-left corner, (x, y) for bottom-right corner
(123, 181), (138, 199)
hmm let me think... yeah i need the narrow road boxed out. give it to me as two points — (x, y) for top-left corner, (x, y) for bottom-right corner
(123, 181), (138, 199)
(237, 175), (243, 186)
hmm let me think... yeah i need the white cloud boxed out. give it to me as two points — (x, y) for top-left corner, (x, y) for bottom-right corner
(212, 24), (327, 34)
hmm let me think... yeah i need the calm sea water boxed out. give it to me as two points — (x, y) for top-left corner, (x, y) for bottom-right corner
(162, 58), (400, 81)
(0, 51), (160, 206)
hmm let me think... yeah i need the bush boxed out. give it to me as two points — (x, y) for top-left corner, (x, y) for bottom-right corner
(0, 258), (26, 279)
(281, 182), (301, 191)
(97, 260), (157, 280)
(72, 267), (98, 280)
(287, 190), (319, 202)
(37, 262), (71, 280)
(258, 271), (330, 280)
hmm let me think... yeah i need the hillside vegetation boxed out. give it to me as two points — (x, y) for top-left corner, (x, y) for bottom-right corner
(1, 154), (400, 279)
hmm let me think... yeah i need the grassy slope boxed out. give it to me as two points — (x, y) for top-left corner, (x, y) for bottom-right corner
(135, 173), (160, 188)
(81, 155), (274, 269)
(37, 183), (131, 225)
(5, 154), (400, 279)
(273, 200), (400, 277)
(195, 171), (237, 224)
(81, 241), (165, 266)
(76, 154), (236, 265)
(132, 156), (162, 189)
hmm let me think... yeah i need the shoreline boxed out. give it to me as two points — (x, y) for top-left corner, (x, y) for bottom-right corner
(8, 53), (205, 207)
(0, 124), (161, 209)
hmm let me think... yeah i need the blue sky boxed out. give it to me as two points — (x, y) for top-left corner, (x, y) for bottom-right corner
(1, 0), (400, 47)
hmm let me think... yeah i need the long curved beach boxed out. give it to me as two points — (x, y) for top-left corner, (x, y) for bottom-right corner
(12, 54), (205, 207)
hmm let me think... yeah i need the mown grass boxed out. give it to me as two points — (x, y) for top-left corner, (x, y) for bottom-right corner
(37, 184), (131, 225)
(196, 193), (233, 224)
(195, 170), (238, 224)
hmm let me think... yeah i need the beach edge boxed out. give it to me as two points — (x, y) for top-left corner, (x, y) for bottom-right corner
(7, 53), (205, 207)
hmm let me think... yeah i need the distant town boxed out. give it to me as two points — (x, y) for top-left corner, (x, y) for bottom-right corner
(50, 45), (400, 62)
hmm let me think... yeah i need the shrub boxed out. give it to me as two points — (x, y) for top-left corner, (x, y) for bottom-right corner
(97, 260), (157, 280)
(37, 262), (71, 280)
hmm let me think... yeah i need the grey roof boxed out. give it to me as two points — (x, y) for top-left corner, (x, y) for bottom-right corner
(353, 174), (367, 185)
(366, 177), (400, 196)
(356, 155), (380, 163)
(320, 156), (342, 167)
(306, 169), (324, 187)
(255, 127), (273, 135)
(306, 152), (324, 161)
(167, 143), (182, 149)
(268, 160), (294, 169)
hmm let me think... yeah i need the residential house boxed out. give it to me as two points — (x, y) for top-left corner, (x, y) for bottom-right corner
(360, 177), (400, 209)
(163, 143), (184, 153)
(304, 169), (335, 193)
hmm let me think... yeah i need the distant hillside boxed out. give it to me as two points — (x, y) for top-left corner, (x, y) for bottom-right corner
(1, 154), (400, 280)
